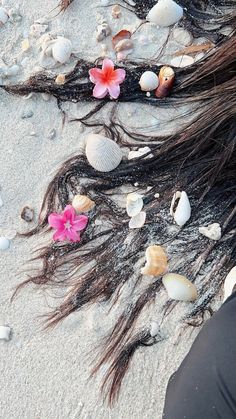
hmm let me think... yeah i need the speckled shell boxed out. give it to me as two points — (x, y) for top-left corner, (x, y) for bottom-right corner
(52, 37), (72, 64)
(155, 66), (175, 98)
(139, 71), (159, 92)
(147, 0), (183, 27)
(141, 245), (168, 276)
(72, 195), (95, 212)
(162, 273), (198, 301)
(85, 134), (122, 172)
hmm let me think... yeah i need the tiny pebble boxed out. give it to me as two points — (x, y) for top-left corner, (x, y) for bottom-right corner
(154, 193), (160, 198)
(134, 182), (139, 187)
(47, 128), (56, 140)
(21, 206), (34, 222)
(0, 325), (11, 341)
(21, 109), (34, 119)
(0, 237), (10, 250)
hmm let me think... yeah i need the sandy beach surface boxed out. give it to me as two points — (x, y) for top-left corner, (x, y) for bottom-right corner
(0, 1), (223, 418)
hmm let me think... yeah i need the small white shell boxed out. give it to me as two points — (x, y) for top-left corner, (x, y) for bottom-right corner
(128, 146), (153, 160)
(199, 223), (221, 241)
(72, 195), (95, 212)
(139, 71), (159, 92)
(170, 191), (191, 227)
(96, 22), (111, 42)
(126, 193), (143, 217)
(0, 7), (8, 25)
(162, 273), (198, 302)
(172, 28), (193, 46)
(171, 55), (194, 68)
(52, 37), (72, 64)
(0, 237), (10, 250)
(129, 211), (146, 229)
(0, 325), (11, 341)
(223, 267), (236, 302)
(85, 134), (122, 172)
(147, 0), (183, 27)
(150, 320), (159, 337)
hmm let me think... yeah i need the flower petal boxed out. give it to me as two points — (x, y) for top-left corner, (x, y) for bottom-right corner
(89, 68), (104, 84)
(53, 229), (67, 241)
(93, 83), (108, 99)
(62, 205), (76, 223)
(48, 213), (63, 229)
(67, 229), (81, 242)
(113, 69), (126, 84)
(73, 215), (89, 231)
(108, 83), (120, 99)
(102, 58), (114, 72)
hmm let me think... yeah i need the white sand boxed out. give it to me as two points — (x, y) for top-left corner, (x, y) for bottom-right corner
(0, 1), (221, 418)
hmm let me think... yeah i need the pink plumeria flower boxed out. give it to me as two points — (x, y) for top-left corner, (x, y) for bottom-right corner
(48, 205), (88, 243)
(89, 58), (126, 100)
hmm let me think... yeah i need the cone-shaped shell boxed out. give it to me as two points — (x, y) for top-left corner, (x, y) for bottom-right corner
(223, 267), (236, 302)
(52, 37), (72, 64)
(155, 66), (175, 98)
(162, 273), (198, 301)
(126, 193), (143, 217)
(141, 245), (168, 276)
(85, 134), (122, 172)
(72, 195), (95, 212)
(170, 191), (191, 226)
(147, 0), (183, 27)
(139, 71), (159, 92)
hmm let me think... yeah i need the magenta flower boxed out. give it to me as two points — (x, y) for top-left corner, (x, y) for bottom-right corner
(89, 58), (126, 100)
(48, 205), (88, 242)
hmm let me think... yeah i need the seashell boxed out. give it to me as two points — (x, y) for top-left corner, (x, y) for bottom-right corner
(194, 52), (205, 62)
(0, 236), (10, 250)
(21, 206), (34, 222)
(52, 37), (72, 64)
(170, 55), (194, 68)
(139, 71), (159, 92)
(55, 73), (66, 85)
(147, 0), (183, 27)
(85, 134), (122, 172)
(150, 320), (159, 337)
(96, 22), (111, 42)
(162, 273), (198, 301)
(141, 245), (168, 276)
(129, 211), (146, 229)
(30, 23), (48, 38)
(199, 223), (221, 241)
(22, 38), (30, 52)
(126, 193), (143, 217)
(170, 191), (191, 226)
(72, 195), (95, 212)
(0, 7), (8, 25)
(114, 39), (134, 53)
(223, 267), (236, 302)
(128, 146), (153, 160)
(112, 5), (121, 18)
(112, 30), (131, 49)
(172, 28), (193, 46)
(155, 66), (175, 98)
(0, 325), (11, 341)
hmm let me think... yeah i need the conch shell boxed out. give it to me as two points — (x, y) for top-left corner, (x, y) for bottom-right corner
(72, 195), (95, 212)
(162, 273), (198, 302)
(141, 245), (168, 276)
(155, 66), (175, 98)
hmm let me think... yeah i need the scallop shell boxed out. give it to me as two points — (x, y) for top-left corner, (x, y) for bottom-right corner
(141, 245), (168, 276)
(170, 191), (191, 226)
(0, 7), (9, 25)
(126, 193), (143, 217)
(0, 325), (11, 341)
(162, 273), (198, 301)
(223, 267), (236, 302)
(129, 211), (146, 229)
(155, 66), (175, 98)
(147, 0), (183, 27)
(52, 37), (72, 64)
(199, 223), (221, 241)
(72, 195), (95, 212)
(139, 71), (159, 92)
(85, 134), (122, 172)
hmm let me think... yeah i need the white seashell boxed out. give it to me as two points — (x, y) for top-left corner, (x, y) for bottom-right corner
(126, 193), (143, 217)
(223, 267), (236, 302)
(172, 28), (193, 46)
(0, 237), (10, 250)
(170, 191), (191, 227)
(139, 71), (159, 92)
(85, 134), (122, 172)
(129, 211), (146, 229)
(199, 223), (221, 241)
(150, 320), (159, 337)
(72, 195), (95, 212)
(0, 7), (8, 25)
(171, 55), (194, 67)
(96, 22), (111, 42)
(52, 37), (72, 64)
(115, 39), (134, 53)
(194, 52), (205, 62)
(162, 273), (198, 302)
(147, 0), (183, 27)
(141, 245), (168, 276)
(128, 146), (153, 160)
(0, 325), (11, 341)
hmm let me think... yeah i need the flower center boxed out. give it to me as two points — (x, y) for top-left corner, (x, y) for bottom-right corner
(64, 221), (72, 230)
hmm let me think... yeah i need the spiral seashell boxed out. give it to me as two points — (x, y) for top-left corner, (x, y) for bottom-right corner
(85, 134), (122, 172)
(52, 37), (72, 64)
(147, 0), (183, 27)
(170, 191), (191, 226)
(141, 245), (168, 276)
(72, 195), (95, 212)
(139, 71), (159, 92)
(155, 66), (175, 98)
(126, 193), (143, 217)
(162, 273), (198, 301)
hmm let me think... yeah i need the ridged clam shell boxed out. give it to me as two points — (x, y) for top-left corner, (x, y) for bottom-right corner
(223, 267), (236, 302)
(141, 245), (168, 276)
(72, 195), (95, 212)
(139, 71), (159, 92)
(147, 0), (183, 27)
(129, 211), (146, 229)
(170, 191), (191, 226)
(199, 223), (221, 241)
(162, 273), (198, 301)
(126, 193), (143, 217)
(85, 134), (122, 172)
(52, 37), (72, 64)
